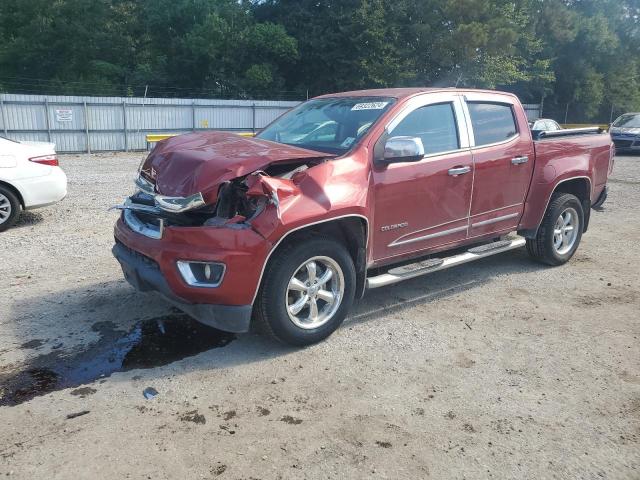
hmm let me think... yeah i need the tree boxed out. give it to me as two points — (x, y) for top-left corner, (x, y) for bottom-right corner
(1, 0), (639, 121)
(536, 0), (640, 121)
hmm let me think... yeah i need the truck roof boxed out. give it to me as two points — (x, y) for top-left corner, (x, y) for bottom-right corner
(314, 87), (516, 100)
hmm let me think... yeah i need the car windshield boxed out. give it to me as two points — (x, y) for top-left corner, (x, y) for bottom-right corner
(257, 96), (396, 154)
(613, 114), (640, 128)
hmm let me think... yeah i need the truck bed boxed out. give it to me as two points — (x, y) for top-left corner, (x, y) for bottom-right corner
(532, 130), (613, 192)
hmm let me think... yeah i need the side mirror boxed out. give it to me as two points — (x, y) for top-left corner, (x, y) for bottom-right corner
(381, 136), (425, 163)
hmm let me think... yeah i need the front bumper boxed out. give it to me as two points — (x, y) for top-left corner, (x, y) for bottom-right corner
(113, 242), (252, 332)
(113, 215), (273, 333)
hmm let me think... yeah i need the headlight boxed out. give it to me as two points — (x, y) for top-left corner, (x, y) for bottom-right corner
(177, 261), (225, 287)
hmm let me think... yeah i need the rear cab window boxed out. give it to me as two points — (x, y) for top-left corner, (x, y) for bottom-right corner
(467, 102), (518, 146)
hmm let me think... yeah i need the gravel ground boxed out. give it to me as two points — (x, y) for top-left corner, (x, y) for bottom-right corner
(0, 152), (638, 479)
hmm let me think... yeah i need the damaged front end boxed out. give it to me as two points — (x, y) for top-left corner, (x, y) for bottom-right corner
(111, 132), (338, 333)
(112, 160), (319, 239)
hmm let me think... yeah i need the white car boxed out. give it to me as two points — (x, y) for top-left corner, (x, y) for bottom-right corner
(0, 137), (67, 231)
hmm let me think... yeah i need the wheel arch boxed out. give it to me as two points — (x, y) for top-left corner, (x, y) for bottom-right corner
(551, 177), (592, 233)
(519, 176), (592, 238)
(252, 215), (369, 305)
(0, 180), (25, 209)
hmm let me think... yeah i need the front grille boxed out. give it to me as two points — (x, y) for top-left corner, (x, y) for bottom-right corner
(123, 208), (163, 239)
(115, 238), (160, 270)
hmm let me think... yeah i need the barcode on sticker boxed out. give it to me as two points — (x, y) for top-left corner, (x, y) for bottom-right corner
(351, 102), (389, 111)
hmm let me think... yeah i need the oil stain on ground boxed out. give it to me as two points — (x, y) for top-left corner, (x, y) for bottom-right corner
(0, 314), (235, 406)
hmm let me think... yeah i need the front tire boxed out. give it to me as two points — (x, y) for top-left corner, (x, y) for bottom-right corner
(255, 236), (356, 346)
(0, 186), (21, 232)
(526, 192), (584, 266)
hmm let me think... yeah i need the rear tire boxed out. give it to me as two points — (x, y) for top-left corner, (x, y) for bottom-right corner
(255, 236), (356, 346)
(526, 192), (583, 266)
(0, 186), (21, 232)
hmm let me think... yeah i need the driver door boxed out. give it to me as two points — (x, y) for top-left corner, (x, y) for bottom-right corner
(371, 94), (473, 263)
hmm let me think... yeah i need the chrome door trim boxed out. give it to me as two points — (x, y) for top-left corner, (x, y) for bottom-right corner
(461, 94), (521, 149)
(471, 212), (519, 228)
(388, 224), (468, 248)
(470, 133), (520, 150)
(470, 203), (522, 217)
(384, 92), (471, 150)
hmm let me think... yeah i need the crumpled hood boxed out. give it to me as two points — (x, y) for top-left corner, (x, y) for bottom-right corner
(140, 131), (331, 203)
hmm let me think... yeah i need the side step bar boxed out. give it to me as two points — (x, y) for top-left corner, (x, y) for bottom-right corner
(366, 237), (526, 289)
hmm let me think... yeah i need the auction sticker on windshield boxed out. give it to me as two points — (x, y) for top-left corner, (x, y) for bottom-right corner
(351, 102), (389, 111)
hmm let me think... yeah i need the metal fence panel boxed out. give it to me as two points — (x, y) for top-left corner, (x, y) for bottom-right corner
(89, 104), (125, 130)
(255, 107), (284, 130)
(8, 132), (49, 143)
(90, 132), (126, 152)
(6, 102), (47, 131)
(0, 93), (299, 152)
(52, 132), (88, 152)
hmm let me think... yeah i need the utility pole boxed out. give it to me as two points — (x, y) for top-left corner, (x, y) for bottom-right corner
(609, 104), (615, 124)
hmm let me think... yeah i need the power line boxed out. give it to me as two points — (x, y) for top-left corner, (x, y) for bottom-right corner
(0, 75), (303, 94)
(0, 80), (305, 100)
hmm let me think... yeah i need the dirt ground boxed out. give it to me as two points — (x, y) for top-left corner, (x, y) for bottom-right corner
(0, 152), (638, 479)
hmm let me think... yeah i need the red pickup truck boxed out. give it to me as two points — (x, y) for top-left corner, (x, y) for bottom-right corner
(112, 88), (614, 345)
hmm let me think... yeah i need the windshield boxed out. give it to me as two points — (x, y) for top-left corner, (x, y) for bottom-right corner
(613, 114), (640, 128)
(257, 96), (396, 154)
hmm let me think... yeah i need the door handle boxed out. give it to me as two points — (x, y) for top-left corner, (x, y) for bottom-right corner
(511, 155), (529, 165)
(448, 166), (471, 176)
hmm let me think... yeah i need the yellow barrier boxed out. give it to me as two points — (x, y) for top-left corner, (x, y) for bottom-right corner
(145, 134), (178, 143)
(145, 131), (255, 149)
(561, 123), (609, 130)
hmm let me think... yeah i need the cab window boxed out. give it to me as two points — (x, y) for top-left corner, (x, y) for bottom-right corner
(389, 103), (460, 155)
(467, 102), (517, 146)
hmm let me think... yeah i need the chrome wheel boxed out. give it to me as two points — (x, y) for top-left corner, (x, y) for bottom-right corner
(0, 193), (11, 225)
(553, 207), (579, 255)
(285, 256), (345, 330)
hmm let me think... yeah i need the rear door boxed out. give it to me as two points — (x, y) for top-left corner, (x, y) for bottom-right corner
(371, 93), (473, 263)
(462, 94), (534, 238)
